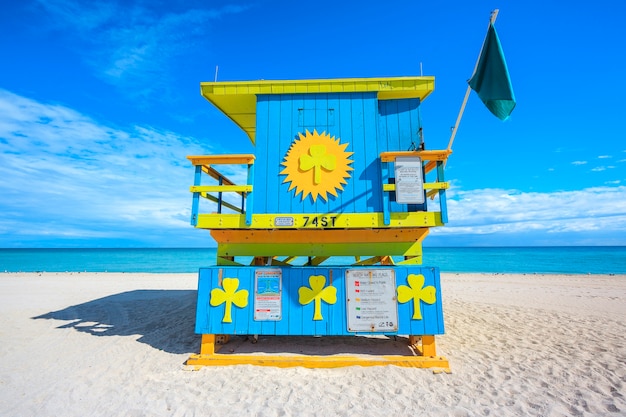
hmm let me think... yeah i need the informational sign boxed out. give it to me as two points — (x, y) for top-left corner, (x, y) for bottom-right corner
(254, 269), (282, 321)
(346, 269), (398, 332)
(394, 157), (424, 204)
(274, 216), (294, 227)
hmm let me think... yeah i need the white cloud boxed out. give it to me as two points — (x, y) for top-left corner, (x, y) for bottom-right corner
(571, 160), (587, 165)
(35, 0), (250, 96)
(3, 89), (626, 247)
(598, 155), (612, 159)
(435, 186), (626, 237)
(0, 89), (225, 246)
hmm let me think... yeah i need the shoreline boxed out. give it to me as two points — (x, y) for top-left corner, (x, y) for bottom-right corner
(1, 272), (625, 416)
(3, 270), (626, 275)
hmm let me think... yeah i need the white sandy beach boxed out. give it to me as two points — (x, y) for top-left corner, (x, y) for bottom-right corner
(1, 272), (625, 416)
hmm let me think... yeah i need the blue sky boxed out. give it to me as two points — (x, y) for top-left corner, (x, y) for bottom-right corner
(1, 0), (625, 248)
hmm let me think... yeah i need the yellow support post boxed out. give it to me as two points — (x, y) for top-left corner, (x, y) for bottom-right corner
(421, 336), (437, 357)
(200, 334), (217, 355)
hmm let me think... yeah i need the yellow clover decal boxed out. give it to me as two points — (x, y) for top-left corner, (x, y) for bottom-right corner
(397, 274), (436, 320)
(300, 144), (336, 185)
(298, 275), (337, 321)
(210, 277), (249, 323)
(281, 130), (353, 202)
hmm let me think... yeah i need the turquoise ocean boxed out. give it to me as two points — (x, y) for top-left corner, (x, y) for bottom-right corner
(1, 247), (625, 274)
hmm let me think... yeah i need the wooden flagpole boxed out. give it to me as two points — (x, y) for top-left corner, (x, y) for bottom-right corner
(446, 9), (500, 153)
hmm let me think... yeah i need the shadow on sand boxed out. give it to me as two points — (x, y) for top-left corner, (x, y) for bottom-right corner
(33, 290), (201, 355)
(34, 290), (417, 357)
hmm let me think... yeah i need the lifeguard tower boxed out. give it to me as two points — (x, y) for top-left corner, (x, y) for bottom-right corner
(186, 76), (451, 369)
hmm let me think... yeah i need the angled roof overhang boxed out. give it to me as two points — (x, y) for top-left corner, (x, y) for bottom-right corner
(200, 76), (435, 145)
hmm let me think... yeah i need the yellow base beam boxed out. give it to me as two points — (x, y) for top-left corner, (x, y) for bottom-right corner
(211, 228), (429, 244)
(211, 228), (429, 257)
(196, 212), (443, 229)
(186, 353), (449, 369)
(188, 334), (449, 370)
(216, 242), (423, 257)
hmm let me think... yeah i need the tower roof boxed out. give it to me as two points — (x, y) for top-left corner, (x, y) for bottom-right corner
(200, 76), (435, 144)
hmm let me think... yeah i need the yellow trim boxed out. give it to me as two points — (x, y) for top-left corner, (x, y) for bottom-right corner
(187, 353), (449, 369)
(380, 150), (451, 163)
(190, 185), (252, 193)
(426, 182), (449, 190)
(190, 333), (447, 369)
(215, 242), (423, 257)
(199, 334), (231, 355)
(201, 166), (236, 184)
(200, 77), (435, 144)
(187, 154), (255, 165)
(218, 256), (411, 267)
(382, 182), (448, 192)
(420, 336), (437, 357)
(202, 193), (242, 213)
(266, 257), (296, 266)
(354, 256), (387, 266)
(423, 161), (439, 175)
(397, 256), (423, 265)
(210, 228), (429, 244)
(195, 212), (443, 229)
(380, 150), (452, 174)
(200, 334), (218, 355)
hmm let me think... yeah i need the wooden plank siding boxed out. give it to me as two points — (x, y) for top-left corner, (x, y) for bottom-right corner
(254, 93), (425, 216)
(195, 266), (445, 337)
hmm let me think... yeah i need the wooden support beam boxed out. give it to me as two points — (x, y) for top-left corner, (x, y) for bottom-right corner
(200, 334), (217, 355)
(187, 154), (255, 166)
(189, 335), (448, 370)
(421, 336), (437, 357)
(187, 352), (449, 369)
(409, 335), (438, 357)
(380, 150), (452, 163)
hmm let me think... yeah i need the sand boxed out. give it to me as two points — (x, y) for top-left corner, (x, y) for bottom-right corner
(0, 272), (625, 416)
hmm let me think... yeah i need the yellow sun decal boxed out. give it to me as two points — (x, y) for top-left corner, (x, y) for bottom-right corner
(280, 130), (354, 202)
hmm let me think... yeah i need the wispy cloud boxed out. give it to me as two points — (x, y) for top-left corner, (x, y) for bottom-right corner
(0, 89), (218, 246)
(436, 186), (626, 238)
(35, 0), (250, 98)
(571, 160), (587, 165)
(598, 155), (612, 159)
(3, 89), (626, 247)
(591, 166), (615, 172)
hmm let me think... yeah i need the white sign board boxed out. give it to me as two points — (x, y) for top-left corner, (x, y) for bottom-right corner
(254, 269), (282, 321)
(346, 269), (398, 332)
(394, 157), (424, 204)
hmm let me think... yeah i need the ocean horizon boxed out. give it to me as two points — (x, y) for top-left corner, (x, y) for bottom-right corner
(1, 246), (625, 275)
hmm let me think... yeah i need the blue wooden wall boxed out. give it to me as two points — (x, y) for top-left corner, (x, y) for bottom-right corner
(195, 266), (444, 336)
(253, 93), (422, 214)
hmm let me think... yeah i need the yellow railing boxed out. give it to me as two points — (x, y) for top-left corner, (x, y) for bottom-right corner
(187, 155), (255, 225)
(187, 150), (450, 229)
(379, 150), (451, 225)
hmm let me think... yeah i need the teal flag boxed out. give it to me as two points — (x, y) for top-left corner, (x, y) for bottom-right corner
(468, 23), (516, 120)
